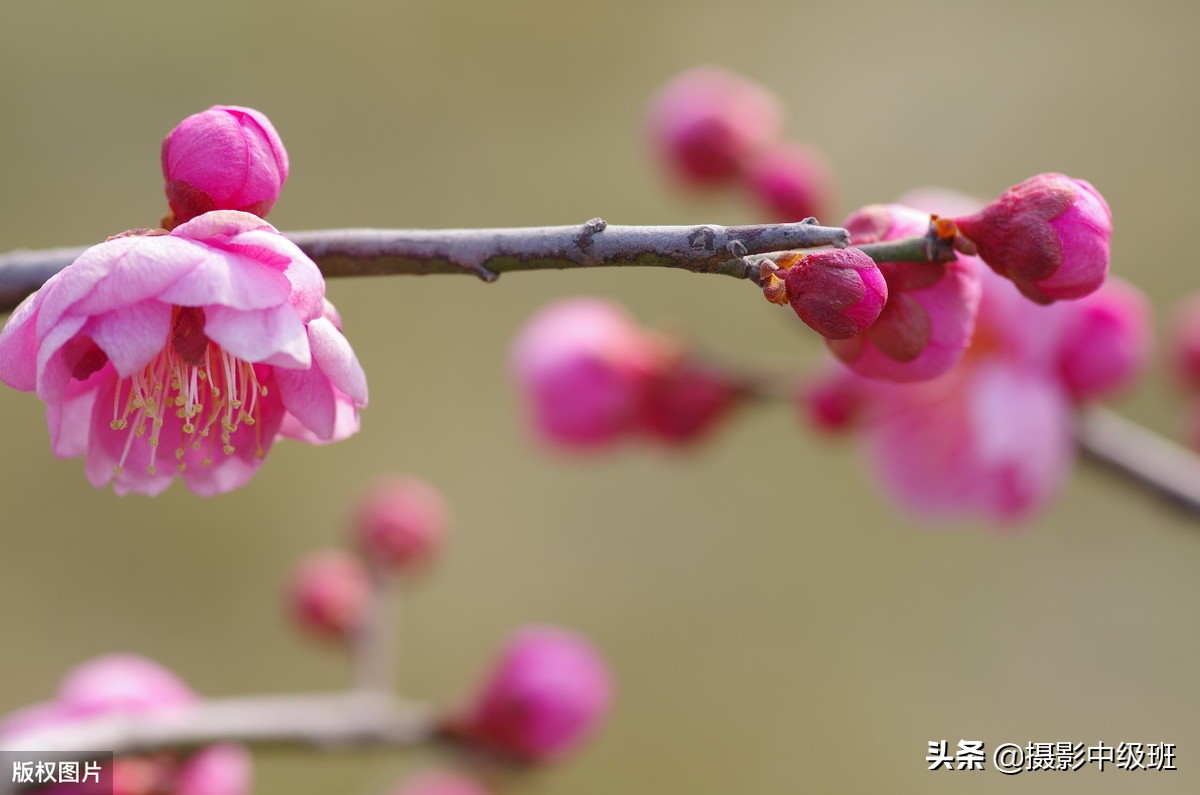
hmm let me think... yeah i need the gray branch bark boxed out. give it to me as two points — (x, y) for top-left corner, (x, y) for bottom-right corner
(0, 219), (850, 313)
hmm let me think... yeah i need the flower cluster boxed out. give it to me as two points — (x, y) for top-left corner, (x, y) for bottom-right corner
(0, 655), (251, 795)
(0, 107), (366, 496)
(802, 245), (1150, 523)
(648, 66), (835, 223)
(510, 299), (742, 449)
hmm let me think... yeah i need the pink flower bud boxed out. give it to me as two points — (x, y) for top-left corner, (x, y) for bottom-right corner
(800, 366), (867, 433)
(1053, 278), (1151, 403)
(393, 770), (492, 795)
(352, 477), (449, 574)
(174, 745), (253, 795)
(288, 550), (371, 641)
(1170, 294), (1200, 391)
(827, 204), (982, 382)
(779, 249), (887, 340)
(56, 655), (196, 717)
(638, 360), (739, 445)
(456, 626), (612, 763)
(647, 67), (782, 186)
(743, 141), (835, 223)
(510, 299), (659, 448)
(162, 106), (289, 225)
(954, 173), (1111, 304)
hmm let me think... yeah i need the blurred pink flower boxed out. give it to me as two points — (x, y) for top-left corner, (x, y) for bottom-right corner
(744, 140), (835, 223)
(352, 476), (450, 575)
(0, 210), (367, 496)
(162, 106), (289, 227)
(454, 626), (612, 763)
(392, 770), (492, 795)
(827, 204), (983, 382)
(955, 173), (1111, 304)
(510, 299), (658, 448)
(647, 66), (781, 186)
(0, 655), (251, 795)
(803, 264), (1150, 524)
(288, 549), (371, 641)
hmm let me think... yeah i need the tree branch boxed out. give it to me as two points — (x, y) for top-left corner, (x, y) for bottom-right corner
(1076, 406), (1200, 516)
(0, 692), (443, 793)
(0, 219), (850, 313)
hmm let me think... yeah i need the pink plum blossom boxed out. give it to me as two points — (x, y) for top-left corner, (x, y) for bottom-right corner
(743, 141), (835, 223)
(288, 549), (371, 641)
(0, 210), (367, 496)
(352, 476), (450, 574)
(827, 204), (983, 382)
(803, 263), (1151, 524)
(0, 655), (251, 795)
(638, 358), (740, 445)
(162, 106), (289, 226)
(647, 66), (782, 186)
(510, 299), (659, 448)
(954, 173), (1112, 303)
(393, 770), (493, 795)
(779, 248), (888, 340)
(454, 626), (612, 763)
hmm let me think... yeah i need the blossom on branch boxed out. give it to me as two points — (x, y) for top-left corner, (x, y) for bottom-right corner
(0, 211), (367, 496)
(0, 655), (252, 795)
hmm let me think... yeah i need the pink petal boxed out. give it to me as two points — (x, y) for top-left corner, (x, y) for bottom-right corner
(66, 237), (209, 318)
(274, 367), (338, 441)
(0, 291), (44, 391)
(47, 365), (110, 458)
(278, 388), (360, 445)
(155, 246), (292, 310)
(89, 301), (172, 377)
(307, 317), (368, 405)
(35, 315), (89, 402)
(203, 304), (310, 368)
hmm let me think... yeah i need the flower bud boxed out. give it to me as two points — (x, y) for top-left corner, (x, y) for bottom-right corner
(647, 67), (781, 186)
(288, 550), (370, 641)
(510, 299), (659, 448)
(162, 106), (289, 226)
(1170, 294), (1200, 391)
(57, 655), (196, 717)
(173, 745), (253, 795)
(1053, 278), (1151, 403)
(779, 249), (887, 340)
(800, 367), (867, 433)
(393, 770), (492, 795)
(455, 626), (612, 763)
(352, 477), (449, 574)
(954, 173), (1111, 303)
(743, 141), (834, 223)
(638, 360), (739, 445)
(827, 204), (982, 382)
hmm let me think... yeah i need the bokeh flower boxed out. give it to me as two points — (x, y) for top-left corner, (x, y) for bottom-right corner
(0, 655), (251, 795)
(0, 210), (367, 496)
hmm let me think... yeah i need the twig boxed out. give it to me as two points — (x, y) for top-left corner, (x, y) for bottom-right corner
(1076, 406), (1200, 516)
(0, 692), (442, 793)
(0, 219), (851, 313)
(351, 560), (396, 694)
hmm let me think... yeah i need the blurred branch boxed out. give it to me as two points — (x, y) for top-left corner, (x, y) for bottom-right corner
(1076, 406), (1200, 516)
(351, 560), (396, 693)
(0, 692), (442, 794)
(0, 219), (851, 313)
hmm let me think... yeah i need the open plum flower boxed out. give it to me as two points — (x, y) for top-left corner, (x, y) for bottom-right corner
(0, 210), (367, 496)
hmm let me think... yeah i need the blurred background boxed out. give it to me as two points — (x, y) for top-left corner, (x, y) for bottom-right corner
(1, 1), (1198, 792)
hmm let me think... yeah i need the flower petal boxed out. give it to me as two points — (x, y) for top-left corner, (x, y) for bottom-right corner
(0, 291), (44, 391)
(47, 365), (110, 458)
(202, 304), (310, 368)
(90, 301), (173, 378)
(275, 366), (337, 441)
(307, 317), (368, 405)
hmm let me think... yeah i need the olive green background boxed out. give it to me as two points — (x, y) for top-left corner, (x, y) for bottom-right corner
(1, 1), (1198, 792)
